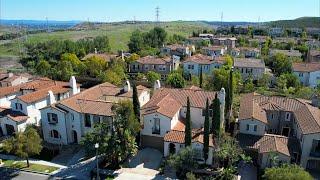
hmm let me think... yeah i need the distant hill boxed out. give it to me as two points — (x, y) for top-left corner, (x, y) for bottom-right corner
(267, 17), (320, 28)
(0, 19), (81, 30)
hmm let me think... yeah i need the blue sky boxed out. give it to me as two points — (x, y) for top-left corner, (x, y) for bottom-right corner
(1, 0), (319, 22)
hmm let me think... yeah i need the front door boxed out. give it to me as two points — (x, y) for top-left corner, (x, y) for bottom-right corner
(282, 127), (290, 137)
(5, 124), (15, 136)
(73, 130), (78, 143)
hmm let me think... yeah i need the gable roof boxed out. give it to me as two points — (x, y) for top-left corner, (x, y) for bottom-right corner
(0, 107), (28, 122)
(142, 94), (181, 118)
(292, 62), (320, 72)
(184, 54), (225, 65)
(239, 93), (268, 124)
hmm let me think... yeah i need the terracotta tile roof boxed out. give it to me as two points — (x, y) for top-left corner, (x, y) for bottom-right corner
(0, 78), (59, 98)
(173, 118), (185, 131)
(184, 54), (213, 64)
(292, 62), (320, 72)
(136, 56), (171, 65)
(309, 50), (320, 57)
(0, 107), (28, 122)
(142, 94), (181, 118)
(202, 46), (225, 51)
(239, 93), (268, 124)
(165, 44), (187, 51)
(234, 58), (265, 68)
(142, 88), (216, 109)
(56, 82), (149, 116)
(237, 133), (300, 157)
(164, 129), (214, 147)
(17, 82), (71, 104)
(239, 93), (320, 134)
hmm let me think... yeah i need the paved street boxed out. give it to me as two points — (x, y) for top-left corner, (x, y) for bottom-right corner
(12, 171), (49, 180)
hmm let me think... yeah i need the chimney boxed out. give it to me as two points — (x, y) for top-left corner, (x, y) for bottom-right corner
(94, 48), (97, 54)
(121, 50), (124, 60)
(124, 80), (131, 92)
(69, 76), (78, 95)
(8, 72), (13, 77)
(48, 91), (56, 105)
(218, 87), (226, 131)
(154, 80), (161, 91)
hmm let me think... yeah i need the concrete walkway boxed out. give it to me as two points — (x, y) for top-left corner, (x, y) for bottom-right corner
(0, 154), (66, 168)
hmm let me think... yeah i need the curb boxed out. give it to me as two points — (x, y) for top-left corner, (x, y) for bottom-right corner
(1, 166), (57, 176)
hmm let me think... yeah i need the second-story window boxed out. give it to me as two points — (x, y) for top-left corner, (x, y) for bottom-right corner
(285, 112), (291, 121)
(15, 103), (23, 111)
(152, 118), (160, 134)
(47, 113), (58, 124)
(84, 114), (91, 127)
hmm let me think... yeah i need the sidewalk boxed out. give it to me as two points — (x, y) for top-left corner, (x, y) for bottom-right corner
(0, 154), (66, 168)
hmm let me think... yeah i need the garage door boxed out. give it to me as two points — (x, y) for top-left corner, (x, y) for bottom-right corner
(307, 160), (320, 171)
(141, 135), (163, 153)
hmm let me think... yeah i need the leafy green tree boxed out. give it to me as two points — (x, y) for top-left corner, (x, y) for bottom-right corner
(128, 30), (145, 53)
(263, 164), (313, 180)
(212, 94), (221, 136)
(144, 27), (167, 48)
(55, 60), (74, 81)
(36, 60), (51, 76)
(3, 126), (42, 167)
(166, 72), (186, 88)
(84, 55), (107, 77)
(270, 53), (292, 76)
(295, 87), (315, 99)
(132, 83), (140, 121)
(60, 53), (82, 71)
(185, 97), (192, 147)
(167, 147), (198, 178)
(93, 35), (111, 53)
(215, 134), (243, 167)
(242, 76), (255, 93)
(277, 73), (300, 90)
(99, 70), (122, 86)
(258, 73), (271, 88)
(146, 71), (161, 85)
(203, 99), (210, 161)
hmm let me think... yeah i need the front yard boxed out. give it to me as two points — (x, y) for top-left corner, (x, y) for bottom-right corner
(2, 159), (59, 173)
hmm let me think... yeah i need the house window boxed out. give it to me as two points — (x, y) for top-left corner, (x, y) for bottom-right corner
(271, 113), (274, 119)
(285, 112), (291, 121)
(299, 73), (303, 77)
(47, 113), (58, 124)
(15, 103), (23, 110)
(254, 125), (257, 132)
(246, 124), (250, 131)
(93, 115), (100, 124)
(84, 114), (91, 127)
(152, 118), (160, 134)
(50, 130), (60, 139)
(188, 65), (194, 70)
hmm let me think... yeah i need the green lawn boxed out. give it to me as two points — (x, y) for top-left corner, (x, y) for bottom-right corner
(0, 21), (211, 56)
(2, 159), (59, 173)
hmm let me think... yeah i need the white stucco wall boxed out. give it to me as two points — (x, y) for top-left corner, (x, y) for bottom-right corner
(260, 152), (290, 169)
(0, 94), (17, 108)
(300, 133), (320, 168)
(239, 118), (266, 136)
(41, 106), (68, 145)
(139, 90), (150, 107)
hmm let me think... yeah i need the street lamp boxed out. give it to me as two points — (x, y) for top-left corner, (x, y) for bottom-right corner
(95, 143), (100, 180)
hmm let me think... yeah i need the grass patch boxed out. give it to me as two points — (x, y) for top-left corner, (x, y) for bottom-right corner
(2, 159), (59, 173)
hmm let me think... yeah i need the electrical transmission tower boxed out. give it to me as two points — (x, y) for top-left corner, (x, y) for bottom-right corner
(155, 6), (160, 26)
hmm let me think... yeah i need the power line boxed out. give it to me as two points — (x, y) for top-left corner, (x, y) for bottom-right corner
(155, 6), (160, 25)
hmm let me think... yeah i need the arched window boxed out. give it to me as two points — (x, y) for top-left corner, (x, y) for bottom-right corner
(50, 130), (60, 139)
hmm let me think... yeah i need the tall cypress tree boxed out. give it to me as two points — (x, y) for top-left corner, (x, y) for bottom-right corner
(199, 66), (203, 88)
(212, 94), (221, 136)
(132, 82), (140, 121)
(229, 69), (234, 115)
(203, 98), (210, 161)
(185, 97), (192, 147)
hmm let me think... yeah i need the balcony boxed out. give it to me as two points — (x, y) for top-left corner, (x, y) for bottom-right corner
(152, 127), (160, 135)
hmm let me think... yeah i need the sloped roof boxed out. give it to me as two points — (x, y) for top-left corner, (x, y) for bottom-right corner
(239, 93), (320, 134)
(136, 56), (171, 65)
(164, 129), (214, 147)
(234, 58), (265, 68)
(0, 107), (28, 122)
(237, 133), (300, 157)
(292, 62), (320, 72)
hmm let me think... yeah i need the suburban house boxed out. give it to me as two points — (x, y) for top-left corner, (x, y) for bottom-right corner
(199, 34), (214, 39)
(0, 77), (80, 136)
(129, 55), (180, 80)
(269, 49), (302, 59)
(182, 54), (226, 76)
(230, 48), (240, 57)
(237, 93), (320, 171)
(40, 81), (150, 145)
(201, 46), (227, 57)
(307, 50), (320, 62)
(233, 58), (266, 80)
(140, 83), (226, 165)
(161, 44), (195, 57)
(269, 27), (284, 37)
(239, 47), (261, 58)
(0, 73), (30, 87)
(293, 62), (320, 88)
(212, 37), (237, 49)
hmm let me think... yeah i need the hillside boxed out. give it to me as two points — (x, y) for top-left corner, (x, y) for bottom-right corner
(0, 21), (211, 56)
(268, 17), (320, 28)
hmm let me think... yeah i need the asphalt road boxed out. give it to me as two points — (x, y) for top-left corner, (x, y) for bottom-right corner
(0, 168), (49, 180)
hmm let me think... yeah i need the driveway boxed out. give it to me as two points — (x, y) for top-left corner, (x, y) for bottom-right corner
(115, 148), (165, 180)
(238, 163), (257, 180)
